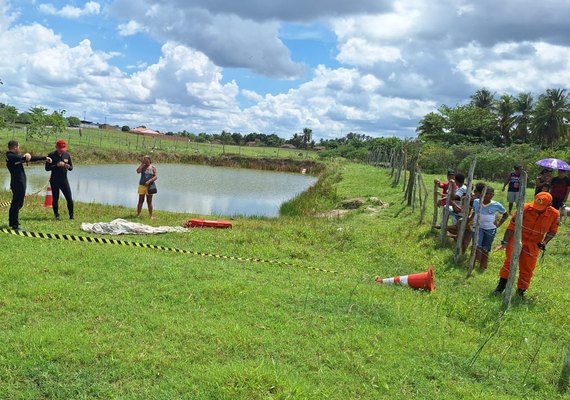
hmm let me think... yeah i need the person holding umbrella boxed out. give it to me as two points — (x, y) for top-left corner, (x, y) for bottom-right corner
(535, 168), (552, 195)
(535, 158), (570, 211)
(550, 169), (570, 210)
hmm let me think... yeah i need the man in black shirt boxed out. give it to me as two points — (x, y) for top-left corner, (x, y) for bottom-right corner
(5, 140), (52, 230)
(45, 139), (74, 220)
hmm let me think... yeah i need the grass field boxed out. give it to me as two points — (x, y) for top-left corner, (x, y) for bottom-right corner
(1, 159), (569, 398)
(1, 127), (319, 162)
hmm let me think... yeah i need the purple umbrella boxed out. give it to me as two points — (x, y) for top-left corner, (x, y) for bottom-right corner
(535, 158), (570, 170)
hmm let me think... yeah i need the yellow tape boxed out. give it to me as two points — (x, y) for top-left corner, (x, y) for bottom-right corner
(0, 183), (48, 209)
(0, 228), (341, 275)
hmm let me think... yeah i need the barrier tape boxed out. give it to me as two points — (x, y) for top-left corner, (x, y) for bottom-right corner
(0, 228), (341, 275)
(0, 183), (49, 209)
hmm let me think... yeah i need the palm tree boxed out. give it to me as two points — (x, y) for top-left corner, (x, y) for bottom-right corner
(514, 92), (534, 143)
(302, 127), (312, 148)
(470, 88), (496, 110)
(416, 112), (446, 140)
(496, 94), (517, 145)
(531, 88), (570, 148)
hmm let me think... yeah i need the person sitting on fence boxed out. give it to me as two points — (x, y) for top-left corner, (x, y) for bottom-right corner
(448, 173), (467, 223)
(471, 186), (509, 272)
(434, 169), (456, 207)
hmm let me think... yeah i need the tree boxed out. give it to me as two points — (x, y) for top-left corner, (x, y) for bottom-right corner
(16, 112), (32, 124)
(513, 92), (534, 143)
(0, 103), (18, 128)
(66, 116), (81, 127)
(470, 88), (496, 110)
(416, 112), (446, 141)
(440, 104), (500, 144)
(531, 88), (570, 148)
(287, 133), (303, 148)
(496, 94), (517, 145)
(26, 107), (67, 139)
(121, 125), (130, 132)
(301, 127), (312, 148)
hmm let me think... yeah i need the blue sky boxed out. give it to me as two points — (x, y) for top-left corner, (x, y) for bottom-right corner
(1, 0), (569, 140)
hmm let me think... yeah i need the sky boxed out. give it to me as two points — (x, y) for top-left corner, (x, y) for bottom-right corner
(0, 0), (569, 141)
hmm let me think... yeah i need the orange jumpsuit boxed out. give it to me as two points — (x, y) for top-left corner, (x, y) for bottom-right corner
(500, 203), (560, 290)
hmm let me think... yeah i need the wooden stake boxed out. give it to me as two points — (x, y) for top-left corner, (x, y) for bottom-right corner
(454, 159), (477, 264)
(467, 185), (487, 276)
(503, 171), (527, 309)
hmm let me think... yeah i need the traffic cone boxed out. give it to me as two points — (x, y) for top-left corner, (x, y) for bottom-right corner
(43, 184), (53, 208)
(375, 266), (435, 292)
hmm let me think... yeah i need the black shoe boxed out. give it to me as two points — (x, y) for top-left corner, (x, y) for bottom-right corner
(55, 215), (61, 221)
(516, 289), (526, 298)
(69, 216), (74, 220)
(492, 278), (508, 296)
(10, 225), (22, 231)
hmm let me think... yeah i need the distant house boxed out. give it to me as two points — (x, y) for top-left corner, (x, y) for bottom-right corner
(313, 146), (326, 151)
(99, 124), (119, 131)
(130, 127), (161, 135)
(80, 120), (98, 129)
(245, 141), (257, 147)
(280, 144), (296, 149)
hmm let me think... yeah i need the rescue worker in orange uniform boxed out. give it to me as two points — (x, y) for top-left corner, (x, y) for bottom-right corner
(493, 192), (560, 298)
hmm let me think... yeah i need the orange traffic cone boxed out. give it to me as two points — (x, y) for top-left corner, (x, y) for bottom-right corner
(43, 185), (53, 208)
(375, 266), (435, 292)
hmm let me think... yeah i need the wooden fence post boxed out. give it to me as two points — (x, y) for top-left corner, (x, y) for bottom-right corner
(419, 173), (429, 224)
(467, 185), (487, 276)
(431, 181), (439, 231)
(439, 180), (455, 247)
(503, 171), (527, 309)
(454, 159), (477, 264)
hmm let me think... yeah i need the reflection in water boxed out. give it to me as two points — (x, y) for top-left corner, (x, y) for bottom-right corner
(1, 164), (317, 217)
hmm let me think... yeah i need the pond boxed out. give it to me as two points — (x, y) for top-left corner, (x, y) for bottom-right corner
(1, 164), (318, 217)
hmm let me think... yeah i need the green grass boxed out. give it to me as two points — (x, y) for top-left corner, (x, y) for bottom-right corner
(1, 162), (569, 399)
(1, 127), (319, 162)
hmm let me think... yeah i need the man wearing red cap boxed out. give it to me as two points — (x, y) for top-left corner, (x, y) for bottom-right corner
(493, 192), (560, 298)
(45, 139), (74, 220)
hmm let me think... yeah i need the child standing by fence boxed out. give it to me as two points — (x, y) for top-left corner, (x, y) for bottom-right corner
(471, 186), (509, 271)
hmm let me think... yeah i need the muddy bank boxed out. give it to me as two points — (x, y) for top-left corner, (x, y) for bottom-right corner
(76, 148), (326, 175)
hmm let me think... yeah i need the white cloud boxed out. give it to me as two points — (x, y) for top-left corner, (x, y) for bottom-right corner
(118, 20), (143, 36)
(2, 1), (570, 140)
(242, 65), (434, 138)
(337, 39), (403, 66)
(449, 41), (570, 93)
(39, 1), (101, 19)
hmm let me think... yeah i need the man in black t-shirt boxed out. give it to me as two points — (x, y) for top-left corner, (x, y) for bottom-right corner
(550, 169), (570, 210)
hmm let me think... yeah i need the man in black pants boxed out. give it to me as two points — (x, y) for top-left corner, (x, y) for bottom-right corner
(5, 140), (52, 230)
(45, 139), (74, 220)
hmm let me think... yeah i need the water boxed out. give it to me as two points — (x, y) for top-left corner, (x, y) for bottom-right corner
(1, 164), (317, 217)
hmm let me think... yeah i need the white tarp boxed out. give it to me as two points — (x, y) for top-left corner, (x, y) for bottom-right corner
(81, 218), (189, 235)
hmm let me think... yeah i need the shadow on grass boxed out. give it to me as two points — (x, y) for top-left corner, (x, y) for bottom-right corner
(392, 205), (408, 218)
(559, 365), (569, 394)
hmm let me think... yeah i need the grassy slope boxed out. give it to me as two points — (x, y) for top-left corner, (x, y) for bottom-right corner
(0, 162), (569, 399)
